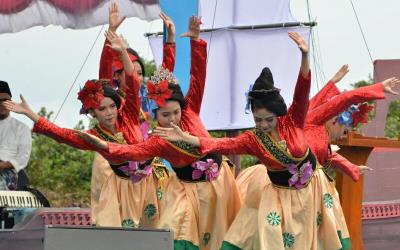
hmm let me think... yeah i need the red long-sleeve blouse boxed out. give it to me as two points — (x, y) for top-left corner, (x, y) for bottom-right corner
(99, 40), (114, 81)
(197, 71), (312, 170)
(33, 71), (143, 148)
(99, 40), (176, 81)
(309, 80), (340, 111)
(304, 82), (385, 181)
(106, 39), (213, 167)
(33, 43), (176, 152)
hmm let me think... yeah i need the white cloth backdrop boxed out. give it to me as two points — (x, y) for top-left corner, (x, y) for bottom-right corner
(0, 0), (160, 34)
(199, 0), (296, 29)
(149, 0), (311, 130)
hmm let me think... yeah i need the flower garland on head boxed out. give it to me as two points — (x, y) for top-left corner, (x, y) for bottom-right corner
(78, 80), (105, 114)
(145, 67), (179, 118)
(147, 80), (172, 107)
(337, 103), (374, 128)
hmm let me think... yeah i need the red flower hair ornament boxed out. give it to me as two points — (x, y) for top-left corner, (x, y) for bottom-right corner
(146, 67), (178, 111)
(77, 80), (105, 112)
(351, 103), (374, 127)
(147, 80), (172, 107)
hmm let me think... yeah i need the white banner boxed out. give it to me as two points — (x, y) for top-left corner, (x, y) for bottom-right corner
(149, 0), (311, 130)
(149, 27), (311, 130)
(199, 0), (296, 29)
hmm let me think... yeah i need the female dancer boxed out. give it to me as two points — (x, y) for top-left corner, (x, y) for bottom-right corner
(153, 32), (353, 249)
(91, 2), (176, 225)
(236, 66), (399, 202)
(305, 65), (399, 182)
(4, 31), (172, 228)
(78, 16), (242, 250)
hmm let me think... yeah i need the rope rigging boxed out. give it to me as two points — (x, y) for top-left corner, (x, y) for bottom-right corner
(52, 25), (105, 123)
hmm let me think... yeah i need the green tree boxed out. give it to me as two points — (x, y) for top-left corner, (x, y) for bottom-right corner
(385, 100), (400, 138)
(27, 108), (94, 207)
(144, 59), (156, 78)
(350, 77), (373, 89)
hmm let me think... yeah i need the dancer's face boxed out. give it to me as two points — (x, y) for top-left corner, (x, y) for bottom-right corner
(113, 61), (144, 90)
(156, 100), (181, 128)
(0, 93), (11, 120)
(326, 117), (349, 142)
(252, 108), (277, 134)
(132, 61), (144, 84)
(91, 97), (118, 131)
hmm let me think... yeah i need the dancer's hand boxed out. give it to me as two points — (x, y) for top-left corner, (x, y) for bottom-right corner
(105, 30), (128, 54)
(76, 131), (109, 150)
(358, 165), (373, 174)
(288, 32), (309, 54)
(330, 64), (349, 84)
(382, 77), (400, 95)
(108, 2), (126, 32)
(181, 15), (201, 41)
(3, 95), (40, 122)
(159, 12), (175, 43)
(153, 123), (200, 146)
(153, 123), (186, 142)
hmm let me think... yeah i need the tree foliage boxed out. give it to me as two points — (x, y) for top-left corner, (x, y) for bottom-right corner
(143, 59), (156, 78)
(384, 100), (400, 138)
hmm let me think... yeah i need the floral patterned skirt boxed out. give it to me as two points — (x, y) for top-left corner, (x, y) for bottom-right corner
(90, 153), (165, 228)
(157, 160), (242, 250)
(221, 166), (351, 250)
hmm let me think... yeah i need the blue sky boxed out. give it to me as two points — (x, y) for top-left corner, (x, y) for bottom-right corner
(1, 0), (399, 128)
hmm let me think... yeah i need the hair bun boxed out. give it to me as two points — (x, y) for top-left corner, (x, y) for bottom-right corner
(252, 67), (275, 91)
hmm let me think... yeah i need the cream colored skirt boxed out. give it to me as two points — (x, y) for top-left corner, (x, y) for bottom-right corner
(90, 153), (168, 228)
(222, 166), (350, 250)
(157, 160), (242, 250)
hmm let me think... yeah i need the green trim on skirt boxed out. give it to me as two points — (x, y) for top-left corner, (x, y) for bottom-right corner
(174, 240), (199, 250)
(338, 230), (352, 250)
(220, 241), (242, 250)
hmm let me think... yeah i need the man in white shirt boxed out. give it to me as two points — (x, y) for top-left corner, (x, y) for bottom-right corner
(0, 81), (32, 190)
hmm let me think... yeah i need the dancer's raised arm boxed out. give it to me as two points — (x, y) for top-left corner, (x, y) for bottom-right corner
(160, 12), (176, 72)
(182, 16), (208, 115)
(287, 32), (311, 128)
(99, 2), (126, 80)
(309, 64), (348, 110)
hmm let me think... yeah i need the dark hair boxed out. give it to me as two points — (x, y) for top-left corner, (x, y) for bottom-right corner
(166, 82), (185, 108)
(0, 80), (12, 97)
(127, 48), (145, 76)
(103, 85), (121, 110)
(250, 93), (287, 116)
(249, 67), (287, 116)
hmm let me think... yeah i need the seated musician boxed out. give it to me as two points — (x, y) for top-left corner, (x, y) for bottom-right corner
(0, 81), (32, 190)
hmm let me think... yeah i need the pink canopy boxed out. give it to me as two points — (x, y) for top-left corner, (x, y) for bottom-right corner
(0, 0), (159, 33)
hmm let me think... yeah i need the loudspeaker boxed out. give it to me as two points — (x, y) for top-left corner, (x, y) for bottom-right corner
(44, 226), (174, 250)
